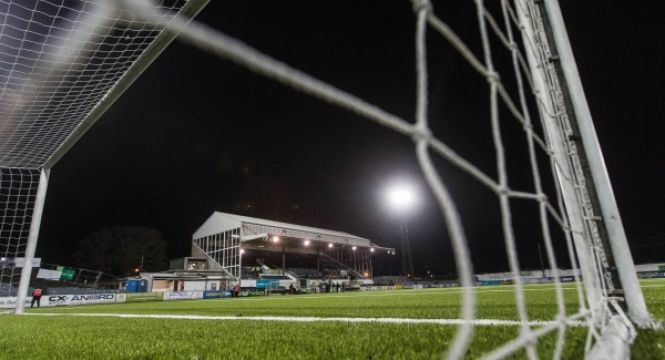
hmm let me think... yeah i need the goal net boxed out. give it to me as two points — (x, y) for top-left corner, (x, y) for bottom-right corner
(0, 0), (652, 358)
(0, 0), (206, 308)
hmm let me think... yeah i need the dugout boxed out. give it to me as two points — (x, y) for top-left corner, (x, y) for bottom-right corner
(192, 212), (395, 287)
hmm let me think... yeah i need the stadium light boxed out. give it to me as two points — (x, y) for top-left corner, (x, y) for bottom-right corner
(385, 182), (418, 213)
(272, 236), (280, 243)
(303, 239), (311, 246)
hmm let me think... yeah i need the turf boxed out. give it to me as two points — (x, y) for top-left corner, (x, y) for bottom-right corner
(30, 284), (583, 320)
(0, 280), (663, 359)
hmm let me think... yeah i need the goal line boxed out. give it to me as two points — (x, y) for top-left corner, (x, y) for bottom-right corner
(24, 312), (588, 328)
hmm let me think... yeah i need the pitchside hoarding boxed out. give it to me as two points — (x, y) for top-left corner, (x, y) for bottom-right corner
(163, 291), (203, 301)
(43, 293), (124, 306)
(125, 292), (164, 302)
(0, 293), (125, 308)
(0, 297), (31, 308)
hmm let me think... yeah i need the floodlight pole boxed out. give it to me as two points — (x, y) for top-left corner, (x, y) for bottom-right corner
(282, 246), (286, 277)
(537, 243), (545, 278)
(15, 168), (50, 314)
(400, 220), (414, 278)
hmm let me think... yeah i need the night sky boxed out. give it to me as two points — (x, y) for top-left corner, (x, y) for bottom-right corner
(36, 1), (665, 276)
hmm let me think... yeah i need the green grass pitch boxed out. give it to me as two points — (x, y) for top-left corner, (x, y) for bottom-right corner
(1, 280), (664, 359)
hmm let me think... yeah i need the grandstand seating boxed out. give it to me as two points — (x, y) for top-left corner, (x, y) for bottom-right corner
(238, 250), (367, 281)
(286, 268), (321, 279)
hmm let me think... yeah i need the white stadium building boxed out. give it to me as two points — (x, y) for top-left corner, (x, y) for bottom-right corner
(190, 212), (395, 286)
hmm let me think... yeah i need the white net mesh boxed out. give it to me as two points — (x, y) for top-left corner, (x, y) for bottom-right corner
(0, 0), (194, 303)
(116, 0), (640, 357)
(0, 0), (187, 168)
(0, 0), (647, 358)
(0, 167), (39, 295)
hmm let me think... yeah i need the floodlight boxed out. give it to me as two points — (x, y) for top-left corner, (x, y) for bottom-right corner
(386, 182), (418, 213)
(272, 236), (280, 243)
(304, 239), (311, 246)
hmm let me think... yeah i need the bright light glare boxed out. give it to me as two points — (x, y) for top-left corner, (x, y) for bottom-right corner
(272, 236), (280, 243)
(240, 249), (245, 254)
(370, 248), (375, 253)
(328, 243), (333, 248)
(352, 246), (357, 251)
(304, 240), (311, 246)
(386, 182), (417, 212)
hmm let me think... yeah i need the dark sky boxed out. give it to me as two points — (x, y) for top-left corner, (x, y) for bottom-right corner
(36, 1), (665, 276)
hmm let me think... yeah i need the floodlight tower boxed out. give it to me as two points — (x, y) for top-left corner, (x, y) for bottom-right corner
(386, 183), (417, 278)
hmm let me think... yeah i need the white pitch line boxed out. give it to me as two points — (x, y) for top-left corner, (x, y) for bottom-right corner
(639, 284), (665, 288)
(24, 312), (587, 327)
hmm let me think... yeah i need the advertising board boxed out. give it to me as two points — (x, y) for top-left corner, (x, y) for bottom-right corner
(0, 293), (125, 308)
(163, 291), (203, 301)
(203, 290), (227, 299)
(43, 293), (123, 306)
(125, 292), (164, 302)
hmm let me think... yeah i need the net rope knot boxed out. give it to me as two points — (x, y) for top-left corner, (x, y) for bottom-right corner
(485, 70), (500, 84)
(411, 0), (432, 13)
(410, 124), (432, 143)
(507, 41), (519, 52)
(497, 185), (511, 196)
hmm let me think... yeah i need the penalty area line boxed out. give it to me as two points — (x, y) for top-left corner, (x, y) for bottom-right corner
(24, 312), (586, 327)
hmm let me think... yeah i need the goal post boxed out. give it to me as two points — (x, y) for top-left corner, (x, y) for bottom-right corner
(0, 0), (653, 358)
(14, 168), (48, 314)
(537, 0), (650, 327)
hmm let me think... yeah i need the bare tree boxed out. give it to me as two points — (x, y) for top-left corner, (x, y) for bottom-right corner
(74, 225), (167, 276)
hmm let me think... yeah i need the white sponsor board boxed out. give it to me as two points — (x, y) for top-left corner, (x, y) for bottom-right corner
(0, 293), (125, 308)
(37, 268), (62, 280)
(163, 291), (203, 301)
(240, 279), (256, 288)
(0, 297), (31, 308)
(14, 257), (41, 268)
(360, 286), (397, 291)
(0, 257), (41, 268)
(43, 293), (125, 307)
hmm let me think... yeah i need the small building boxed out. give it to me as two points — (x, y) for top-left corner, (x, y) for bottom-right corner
(120, 272), (229, 293)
